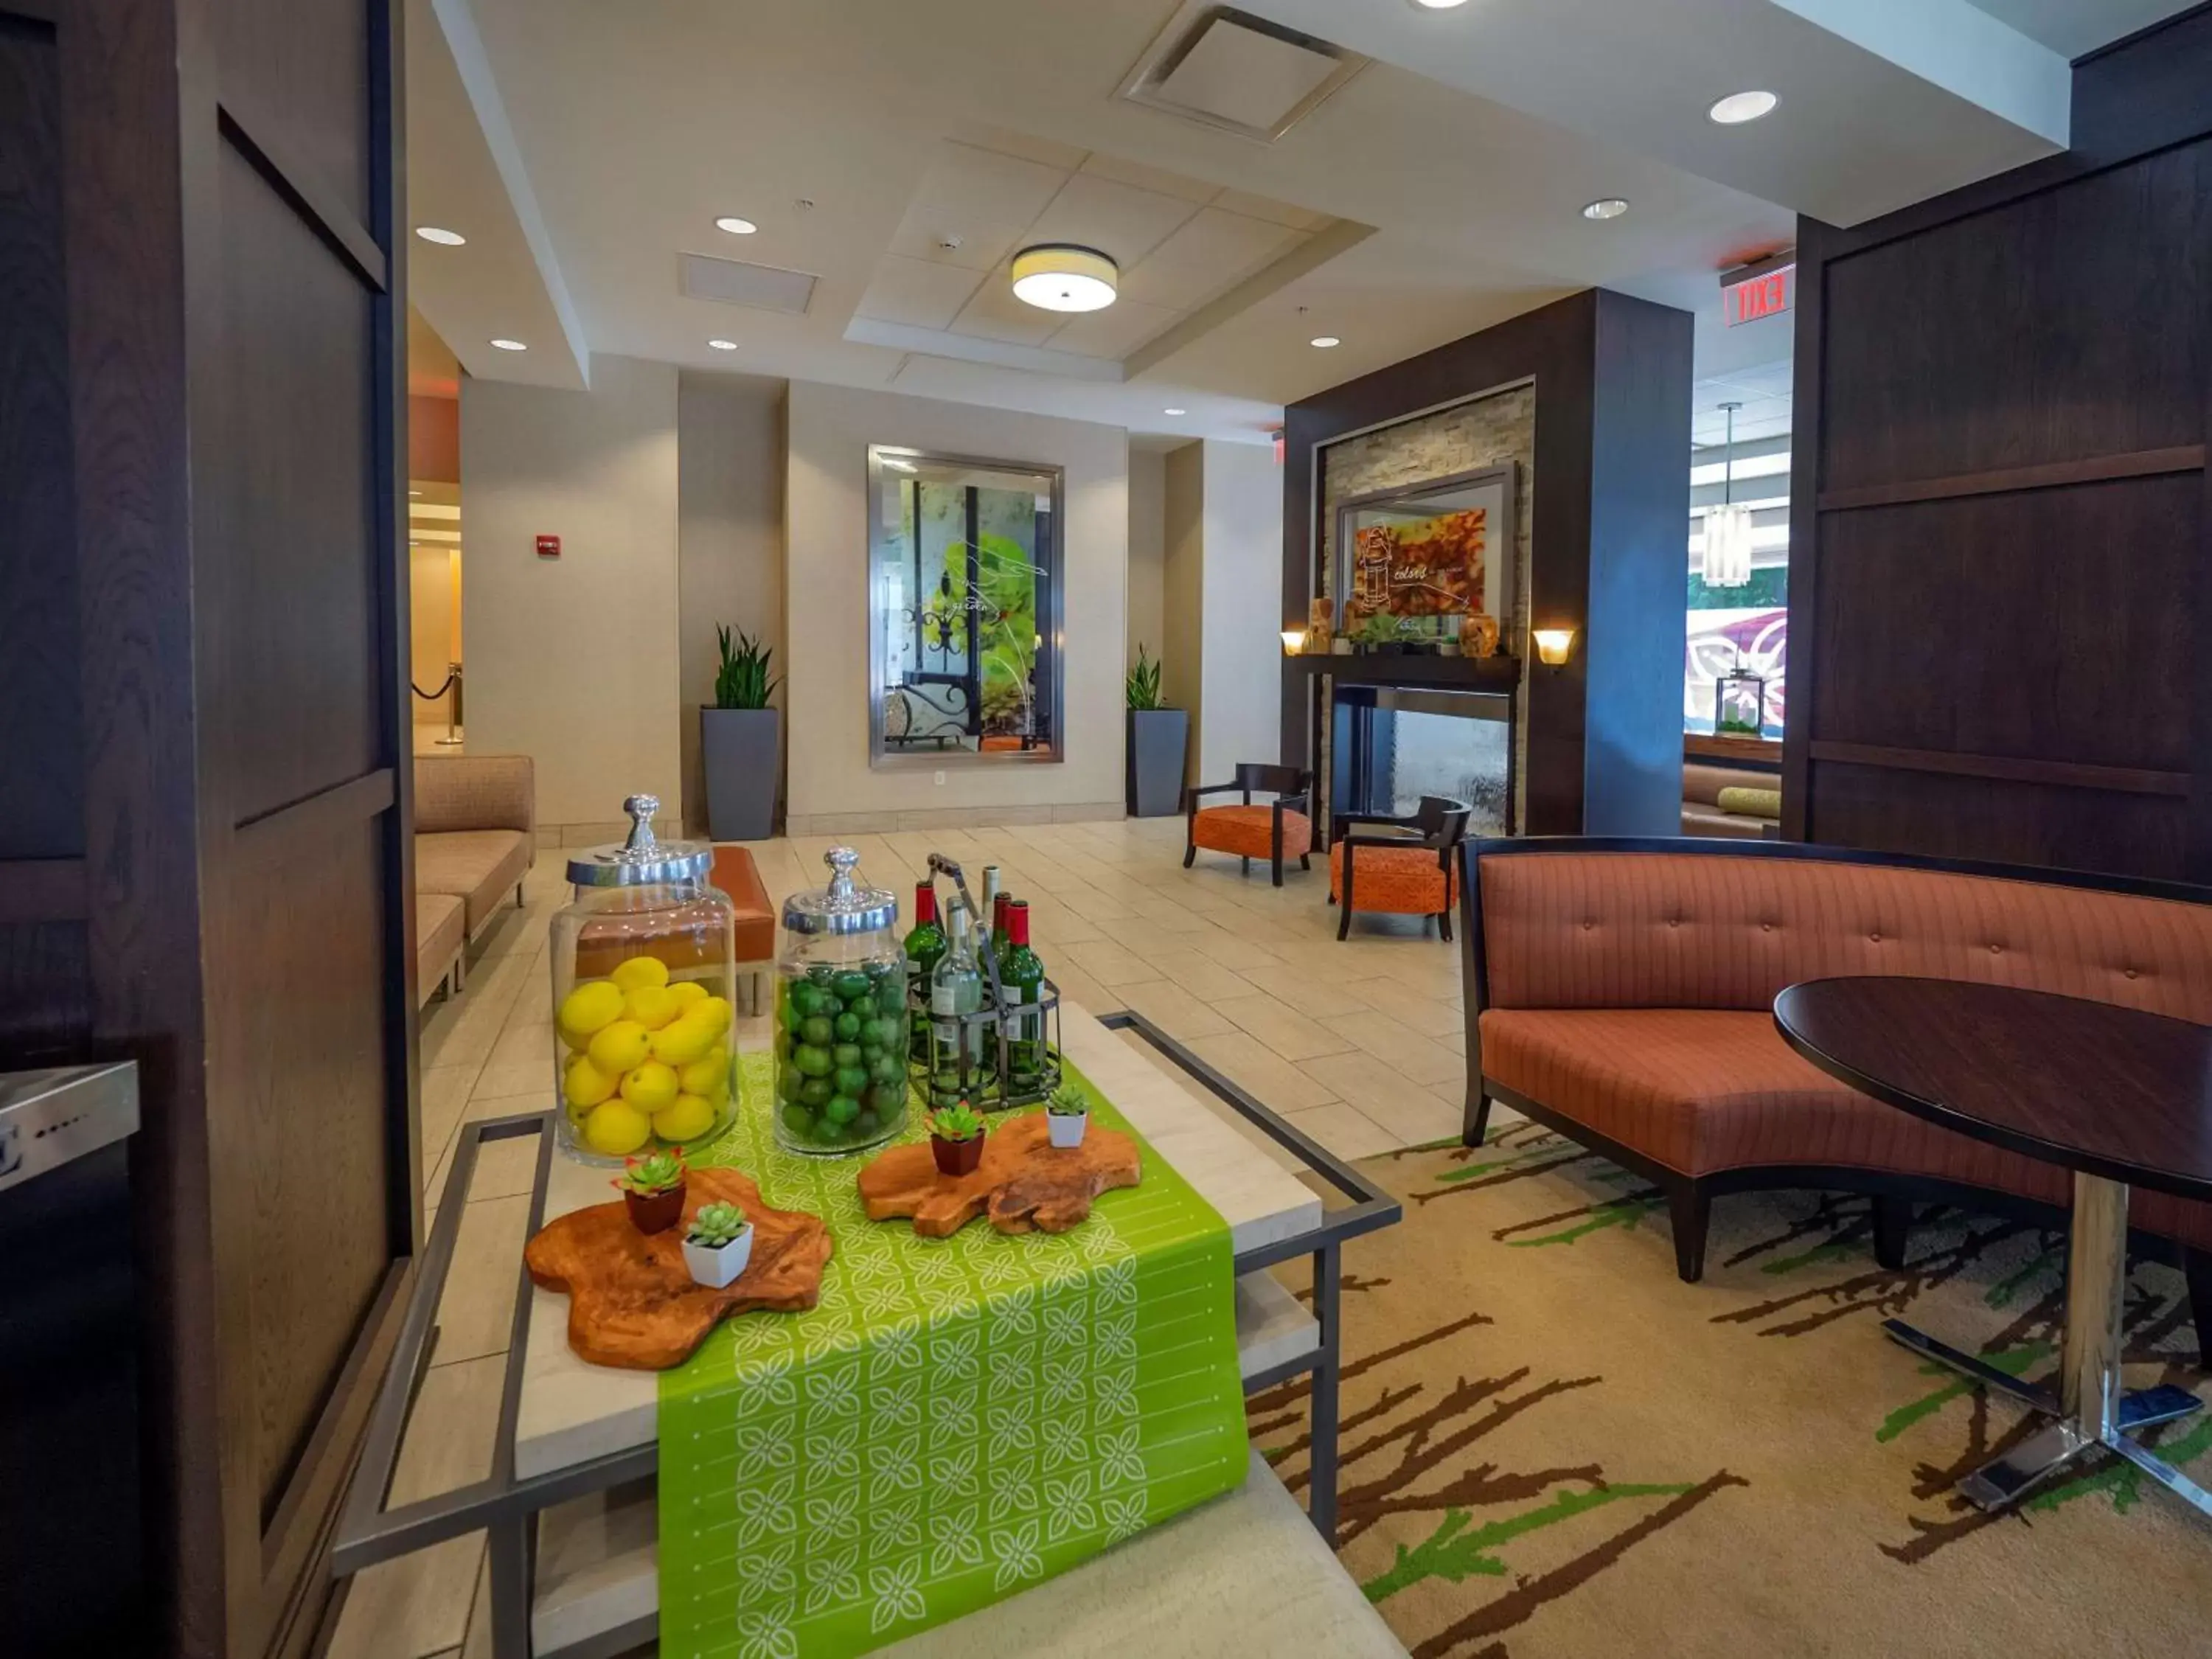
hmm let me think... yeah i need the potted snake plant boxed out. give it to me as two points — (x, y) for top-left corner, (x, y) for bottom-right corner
(701, 625), (781, 841)
(681, 1200), (755, 1288)
(1124, 644), (1187, 818)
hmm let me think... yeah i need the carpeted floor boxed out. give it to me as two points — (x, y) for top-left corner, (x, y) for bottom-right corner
(1249, 1120), (2212, 1659)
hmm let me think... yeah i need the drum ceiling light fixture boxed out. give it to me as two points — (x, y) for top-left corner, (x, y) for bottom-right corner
(1010, 244), (1118, 313)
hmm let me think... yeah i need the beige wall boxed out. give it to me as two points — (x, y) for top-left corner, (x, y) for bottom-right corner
(1198, 440), (1284, 782)
(677, 371), (787, 835)
(784, 381), (1128, 830)
(461, 355), (681, 835)
(1126, 445), (1166, 671)
(1161, 442), (1203, 785)
(408, 547), (461, 728)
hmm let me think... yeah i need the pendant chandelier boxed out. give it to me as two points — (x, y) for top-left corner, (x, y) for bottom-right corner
(1702, 400), (1754, 590)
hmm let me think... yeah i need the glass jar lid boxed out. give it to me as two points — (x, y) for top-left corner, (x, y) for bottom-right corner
(566, 794), (714, 888)
(783, 846), (898, 936)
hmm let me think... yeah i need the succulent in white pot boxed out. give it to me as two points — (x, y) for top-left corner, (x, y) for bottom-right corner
(1045, 1082), (1089, 1149)
(682, 1200), (755, 1289)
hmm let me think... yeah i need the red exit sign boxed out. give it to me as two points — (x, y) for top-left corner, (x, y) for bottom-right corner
(1722, 261), (1794, 328)
(535, 534), (561, 558)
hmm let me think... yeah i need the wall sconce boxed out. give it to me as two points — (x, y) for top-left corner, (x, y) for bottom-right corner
(1281, 628), (1307, 656)
(1532, 627), (1576, 667)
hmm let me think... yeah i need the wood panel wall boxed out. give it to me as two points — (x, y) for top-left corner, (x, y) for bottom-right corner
(1280, 289), (1692, 834)
(0, 0), (418, 1652)
(1784, 7), (2212, 880)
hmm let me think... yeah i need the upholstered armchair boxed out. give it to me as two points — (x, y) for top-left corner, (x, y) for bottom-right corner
(1328, 796), (1470, 940)
(1183, 764), (1313, 887)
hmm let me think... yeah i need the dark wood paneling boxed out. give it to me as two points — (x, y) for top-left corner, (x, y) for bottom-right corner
(0, 919), (90, 1060)
(1820, 143), (2212, 496)
(1807, 762), (2188, 878)
(0, 15), (84, 863)
(0, 855), (89, 922)
(1810, 477), (2199, 773)
(1788, 8), (2212, 881)
(213, 140), (379, 826)
(214, 0), (369, 223)
(1281, 289), (1688, 837)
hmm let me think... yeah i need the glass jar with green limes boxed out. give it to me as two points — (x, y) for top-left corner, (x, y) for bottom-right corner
(550, 795), (741, 1164)
(774, 846), (909, 1155)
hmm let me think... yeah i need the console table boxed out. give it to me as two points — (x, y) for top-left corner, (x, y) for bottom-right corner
(1287, 654), (1520, 844)
(332, 1004), (1402, 1658)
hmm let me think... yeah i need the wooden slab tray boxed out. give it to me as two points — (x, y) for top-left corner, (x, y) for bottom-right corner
(858, 1112), (1140, 1239)
(524, 1166), (832, 1370)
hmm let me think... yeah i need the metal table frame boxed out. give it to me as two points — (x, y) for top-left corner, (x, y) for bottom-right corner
(329, 1015), (1401, 1658)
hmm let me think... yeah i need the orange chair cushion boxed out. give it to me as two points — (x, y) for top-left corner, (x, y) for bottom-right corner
(1191, 804), (1311, 860)
(1329, 840), (1458, 914)
(1478, 1006), (2212, 1249)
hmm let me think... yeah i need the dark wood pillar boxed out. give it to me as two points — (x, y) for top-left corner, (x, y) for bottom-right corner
(1, 0), (418, 1652)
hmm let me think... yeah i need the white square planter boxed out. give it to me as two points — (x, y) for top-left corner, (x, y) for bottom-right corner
(1047, 1110), (1088, 1149)
(683, 1225), (754, 1289)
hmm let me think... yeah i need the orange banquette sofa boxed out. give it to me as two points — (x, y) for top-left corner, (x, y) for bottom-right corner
(1456, 838), (2212, 1352)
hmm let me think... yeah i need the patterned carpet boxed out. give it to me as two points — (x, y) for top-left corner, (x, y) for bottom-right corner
(1249, 1120), (2212, 1659)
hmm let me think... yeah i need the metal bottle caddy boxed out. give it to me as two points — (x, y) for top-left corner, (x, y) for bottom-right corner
(910, 852), (1063, 1113)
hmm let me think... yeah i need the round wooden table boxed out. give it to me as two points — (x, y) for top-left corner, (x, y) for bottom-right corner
(1774, 975), (2212, 1517)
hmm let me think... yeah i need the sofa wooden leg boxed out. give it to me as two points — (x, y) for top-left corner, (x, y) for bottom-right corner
(1271, 850), (1283, 887)
(1183, 843), (1196, 869)
(1668, 1183), (1711, 1283)
(1462, 1093), (1492, 1148)
(2185, 1248), (2212, 1366)
(1241, 855), (1251, 875)
(1300, 852), (1310, 870)
(1871, 1195), (1913, 1270)
(1439, 906), (1454, 943)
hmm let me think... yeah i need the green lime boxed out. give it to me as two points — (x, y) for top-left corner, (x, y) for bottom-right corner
(777, 1066), (803, 1102)
(833, 1043), (862, 1069)
(781, 1103), (813, 1135)
(806, 963), (835, 985)
(799, 1078), (832, 1107)
(878, 987), (907, 1019)
(869, 1080), (906, 1113)
(833, 1010), (861, 1041)
(800, 1015), (833, 1046)
(793, 1045), (832, 1079)
(871, 1054), (905, 1086)
(790, 983), (821, 1016)
(853, 1110), (880, 1138)
(832, 970), (872, 1003)
(835, 1065), (869, 1096)
(825, 1093), (860, 1124)
(782, 997), (804, 1032)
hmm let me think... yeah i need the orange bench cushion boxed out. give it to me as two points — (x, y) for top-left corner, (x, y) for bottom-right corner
(1329, 841), (1458, 914)
(1191, 804), (1310, 860)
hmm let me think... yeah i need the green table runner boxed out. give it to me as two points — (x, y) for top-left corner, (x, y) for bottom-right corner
(658, 1053), (1247, 1658)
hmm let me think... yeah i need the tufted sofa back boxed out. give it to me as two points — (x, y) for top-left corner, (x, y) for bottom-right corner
(1474, 849), (2212, 1022)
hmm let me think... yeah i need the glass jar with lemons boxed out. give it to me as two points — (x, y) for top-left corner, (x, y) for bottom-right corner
(775, 846), (908, 1155)
(550, 794), (740, 1163)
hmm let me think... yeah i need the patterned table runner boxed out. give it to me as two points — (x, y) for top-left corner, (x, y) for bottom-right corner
(658, 1054), (1247, 1658)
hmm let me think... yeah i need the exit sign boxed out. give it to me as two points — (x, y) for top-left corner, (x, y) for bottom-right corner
(535, 534), (561, 558)
(1722, 260), (1794, 328)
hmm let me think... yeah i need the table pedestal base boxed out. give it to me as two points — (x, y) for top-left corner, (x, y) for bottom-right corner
(1882, 1171), (2211, 1520)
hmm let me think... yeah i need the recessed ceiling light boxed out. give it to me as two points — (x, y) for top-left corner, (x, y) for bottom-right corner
(1310, 335), (1341, 349)
(1011, 244), (1118, 313)
(1582, 198), (1629, 220)
(1164, 407), (1187, 416)
(708, 338), (738, 351)
(414, 226), (466, 246)
(1409, 0), (1471, 7)
(490, 338), (527, 351)
(1708, 90), (1778, 125)
(714, 215), (759, 235)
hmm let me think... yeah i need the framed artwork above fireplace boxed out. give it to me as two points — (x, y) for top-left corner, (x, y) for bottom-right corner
(1332, 463), (1517, 633)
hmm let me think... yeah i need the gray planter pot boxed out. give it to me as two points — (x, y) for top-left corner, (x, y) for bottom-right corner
(701, 706), (780, 841)
(1125, 709), (1188, 818)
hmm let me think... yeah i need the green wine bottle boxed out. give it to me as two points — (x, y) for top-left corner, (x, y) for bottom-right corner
(904, 882), (945, 1062)
(998, 900), (1046, 1088)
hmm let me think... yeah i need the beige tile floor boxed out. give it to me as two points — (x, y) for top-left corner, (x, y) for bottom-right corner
(333, 813), (1493, 1656)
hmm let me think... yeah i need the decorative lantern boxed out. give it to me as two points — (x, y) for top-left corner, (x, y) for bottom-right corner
(1715, 667), (1766, 737)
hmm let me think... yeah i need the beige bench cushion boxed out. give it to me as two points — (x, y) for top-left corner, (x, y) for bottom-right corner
(416, 753), (535, 840)
(415, 891), (465, 1006)
(417, 829), (530, 934)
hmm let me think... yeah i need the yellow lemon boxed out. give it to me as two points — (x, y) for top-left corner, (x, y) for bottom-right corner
(556, 979), (625, 1041)
(619, 1060), (680, 1113)
(582, 1099), (652, 1157)
(559, 1022), (591, 1054)
(666, 981), (709, 1012)
(653, 1093), (718, 1145)
(650, 1013), (718, 1067)
(693, 995), (734, 1034)
(586, 1018), (650, 1075)
(625, 984), (680, 1032)
(678, 1046), (730, 1100)
(609, 956), (669, 993)
(563, 1054), (619, 1109)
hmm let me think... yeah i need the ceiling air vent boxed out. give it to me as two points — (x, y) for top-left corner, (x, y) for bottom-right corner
(1119, 4), (1363, 143)
(680, 252), (817, 315)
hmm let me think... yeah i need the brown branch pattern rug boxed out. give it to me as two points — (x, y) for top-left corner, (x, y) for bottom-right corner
(1249, 1120), (2212, 1658)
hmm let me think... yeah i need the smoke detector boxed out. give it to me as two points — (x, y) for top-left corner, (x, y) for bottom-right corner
(1119, 4), (1365, 143)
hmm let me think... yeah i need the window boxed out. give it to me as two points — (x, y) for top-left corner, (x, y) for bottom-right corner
(1685, 400), (1788, 740)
